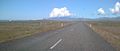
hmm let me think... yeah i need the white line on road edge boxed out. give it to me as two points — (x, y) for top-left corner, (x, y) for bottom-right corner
(49, 39), (62, 49)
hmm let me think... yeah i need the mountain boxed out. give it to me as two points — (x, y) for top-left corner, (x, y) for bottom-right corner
(94, 16), (120, 21)
(1, 16), (119, 22)
(47, 16), (79, 21)
(46, 16), (91, 21)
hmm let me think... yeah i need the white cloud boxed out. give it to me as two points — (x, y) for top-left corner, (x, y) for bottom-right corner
(49, 7), (71, 17)
(97, 8), (105, 15)
(110, 2), (120, 14)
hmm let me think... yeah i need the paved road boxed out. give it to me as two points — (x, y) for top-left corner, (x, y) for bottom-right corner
(0, 22), (116, 51)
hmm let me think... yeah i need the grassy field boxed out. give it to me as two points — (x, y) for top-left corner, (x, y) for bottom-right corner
(0, 20), (73, 43)
(86, 21), (120, 51)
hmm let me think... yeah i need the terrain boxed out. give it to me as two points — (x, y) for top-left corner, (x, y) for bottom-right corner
(87, 21), (120, 51)
(0, 20), (73, 43)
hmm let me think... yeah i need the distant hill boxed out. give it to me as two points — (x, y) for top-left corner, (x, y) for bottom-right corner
(0, 16), (119, 22)
(94, 16), (120, 21)
(46, 16), (92, 21)
(47, 16), (78, 21)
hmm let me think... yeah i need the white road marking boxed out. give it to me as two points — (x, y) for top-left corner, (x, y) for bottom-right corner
(49, 39), (62, 49)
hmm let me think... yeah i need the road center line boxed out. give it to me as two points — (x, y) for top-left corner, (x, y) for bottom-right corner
(49, 39), (62, 49)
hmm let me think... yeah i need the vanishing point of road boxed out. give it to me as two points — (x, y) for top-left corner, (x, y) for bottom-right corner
(0, 22), (116, 51)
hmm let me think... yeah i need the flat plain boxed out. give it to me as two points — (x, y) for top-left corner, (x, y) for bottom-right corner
(0, 20), (72, 43)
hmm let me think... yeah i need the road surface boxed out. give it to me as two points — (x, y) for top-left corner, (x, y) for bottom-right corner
(0, 22), (116, 51)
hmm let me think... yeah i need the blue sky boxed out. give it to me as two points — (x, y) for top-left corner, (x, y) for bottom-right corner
(0, 0), (120, 20)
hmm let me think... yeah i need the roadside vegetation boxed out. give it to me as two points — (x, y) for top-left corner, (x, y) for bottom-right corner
(0, 20), (73, 43)
(86, 21), (120, 51)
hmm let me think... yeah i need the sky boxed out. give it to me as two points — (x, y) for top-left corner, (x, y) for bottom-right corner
(0, 0), (120, 20)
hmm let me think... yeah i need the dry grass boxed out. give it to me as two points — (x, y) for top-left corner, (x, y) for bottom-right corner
(0, 20), (72, 43)
(86, 21), (120, 51)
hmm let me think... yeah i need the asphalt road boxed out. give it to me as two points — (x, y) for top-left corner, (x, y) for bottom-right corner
(0, 22), (116, 51)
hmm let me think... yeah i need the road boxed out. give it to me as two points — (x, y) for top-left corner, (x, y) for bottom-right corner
(0, 22), (116, 51)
